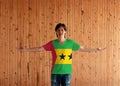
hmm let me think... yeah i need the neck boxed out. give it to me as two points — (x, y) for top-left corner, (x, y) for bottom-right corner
(58, 36), (66, 43)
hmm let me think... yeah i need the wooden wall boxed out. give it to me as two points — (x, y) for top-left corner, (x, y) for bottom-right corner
(0, 0), (120, 86)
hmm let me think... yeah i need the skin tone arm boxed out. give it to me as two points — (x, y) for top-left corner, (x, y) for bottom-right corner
(79, 46), (106, 52)
(19, 46), (45, 52)
(19, 46), (105, 52)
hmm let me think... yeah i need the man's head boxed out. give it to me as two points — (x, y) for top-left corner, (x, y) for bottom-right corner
(55, 23), (67, 38)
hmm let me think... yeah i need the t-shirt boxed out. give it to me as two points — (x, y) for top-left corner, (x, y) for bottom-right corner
(43, 38), (80, 74)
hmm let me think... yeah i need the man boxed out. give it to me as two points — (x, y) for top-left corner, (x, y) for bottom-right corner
(19, 23), (105, 86)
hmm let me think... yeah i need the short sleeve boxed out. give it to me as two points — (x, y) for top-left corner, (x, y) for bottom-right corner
(72, 41), (80, 51)
(43, 41), (54, 51)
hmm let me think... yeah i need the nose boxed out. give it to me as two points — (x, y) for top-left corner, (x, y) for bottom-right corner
(57, 30), (62, 33)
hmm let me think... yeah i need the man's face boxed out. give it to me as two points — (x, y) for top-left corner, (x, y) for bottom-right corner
(56, 27), (66, 37)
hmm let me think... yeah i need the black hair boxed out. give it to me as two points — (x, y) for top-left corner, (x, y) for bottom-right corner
(55, 23), (67, 32)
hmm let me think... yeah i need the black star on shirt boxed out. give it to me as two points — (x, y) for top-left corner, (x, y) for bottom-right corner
(60, 53), (66, 60)
(68, 54), (72, 60)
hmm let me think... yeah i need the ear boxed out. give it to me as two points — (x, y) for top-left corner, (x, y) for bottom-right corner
(64, 33), (67, 38)
(56, 33), (58, 37)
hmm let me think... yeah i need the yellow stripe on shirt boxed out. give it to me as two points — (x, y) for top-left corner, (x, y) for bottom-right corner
(55, 49), (72, 64)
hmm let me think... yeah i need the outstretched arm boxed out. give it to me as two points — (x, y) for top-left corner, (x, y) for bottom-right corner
(79, 46), (106, 52)
(18, 46), (45, 52)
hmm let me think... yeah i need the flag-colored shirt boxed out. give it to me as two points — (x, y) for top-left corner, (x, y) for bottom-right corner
(43, 38), (80, 74)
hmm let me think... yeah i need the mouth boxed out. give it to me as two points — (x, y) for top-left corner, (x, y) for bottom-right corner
(58, 33), (64, 37)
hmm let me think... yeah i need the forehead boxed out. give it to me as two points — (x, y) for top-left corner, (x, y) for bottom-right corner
(57, 27), (65, 30)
